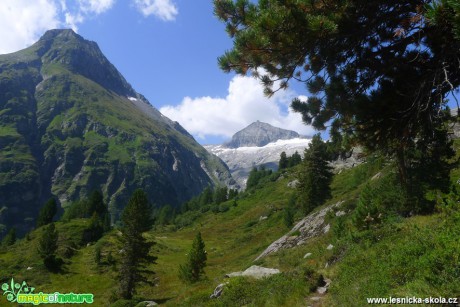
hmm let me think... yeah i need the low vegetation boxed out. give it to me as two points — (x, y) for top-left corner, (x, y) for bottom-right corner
(1, 137), (459, 305)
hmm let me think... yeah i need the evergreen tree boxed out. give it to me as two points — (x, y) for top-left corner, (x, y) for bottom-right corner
(283, 196), (296, 228)
(83, 212), (104, 244)
(228, 188), (239, 200)
(279, 151), (288, 170)
(199, 187), (213, 206)
(103, 212), (111, 233)
(179, 232), (207, 283)
(38, 223), (59, 269)
(213, 187), (228, 205)
(352, 184), (381, 230)
(88, 190), (106, 217)
(37, 198), (57, 228)
(119, 189), (156, 300)
(298, 134), (333, 214)
(156, 205), (174, 226)
(288, 151), (302, 167)
(2, 228), (16, 247)
(214, 0), (460, 198)
(246, 166), (272, 190)
(94, 244), (102, 266)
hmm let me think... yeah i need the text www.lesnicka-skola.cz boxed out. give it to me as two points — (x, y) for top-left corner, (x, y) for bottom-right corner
(367, 296), (458, 304)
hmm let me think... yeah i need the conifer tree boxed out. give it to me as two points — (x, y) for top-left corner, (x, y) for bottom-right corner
(288, 151), (302, 168)
(214, 0), (460, 196)
(283, 196), (296, 228)
(88, 190), (105, 217)
(119, 189), (156, 299)
(279, 151), (288, 170)
(36, 198), (57, 228)
(38, 223), (59, 269)
(179, 232), (207, 283)
(298, 134), (333, 214)
(2, 228), (16, 247)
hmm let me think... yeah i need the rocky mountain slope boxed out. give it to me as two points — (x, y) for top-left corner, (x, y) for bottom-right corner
(205, 122), (310, 188)
(224, 121), (300, 148)
(0, 29), (233, 233)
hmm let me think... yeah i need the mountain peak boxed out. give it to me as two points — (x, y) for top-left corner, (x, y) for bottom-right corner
(39, 29), (82, 41)
(224, 121), (300, 148)
(26, 28), (136, 97)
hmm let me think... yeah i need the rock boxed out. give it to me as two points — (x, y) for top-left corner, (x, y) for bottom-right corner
(259, 216), (268, 221)
(303, 253), (312, 258)
(255, 201), (344, 261)
(225, 272), (244, 278)
(224, 121), (300, 148)
(210, 283), (227, 299)
(226, 265), (281, 279)
(326, 244), (334, 250)
(138, 301), (158, 306)
(335, 210), (346, 217)
(317, 287), (328, 294)
(287, 179), (300, 188)
(328, 147), (364, 172)
(310, 297), (322, 301)
(371, 172), (382, 180)
(26, 267), (33, 270)
(323, 224), (330, 233)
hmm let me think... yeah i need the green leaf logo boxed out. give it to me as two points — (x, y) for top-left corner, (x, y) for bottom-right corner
(1, 278), (35, 302)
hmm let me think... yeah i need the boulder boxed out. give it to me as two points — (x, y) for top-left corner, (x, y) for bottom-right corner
(210, 283), (227, 299)
(137, 301), (158, 306)
(255, 201), (344, 261)
(225, 265), (281, 279)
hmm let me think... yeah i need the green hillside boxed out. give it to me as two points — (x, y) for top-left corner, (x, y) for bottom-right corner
(1, 139), (459, 306)
(0, 29), (233, 235)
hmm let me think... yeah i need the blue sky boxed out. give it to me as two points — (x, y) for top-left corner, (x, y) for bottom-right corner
(0, 0), (315, 144)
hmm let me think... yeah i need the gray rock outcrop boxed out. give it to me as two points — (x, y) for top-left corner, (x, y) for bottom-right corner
(255, 201), (344, 261)
(224, 121), (300, 148)
(225, 265), (281, 279)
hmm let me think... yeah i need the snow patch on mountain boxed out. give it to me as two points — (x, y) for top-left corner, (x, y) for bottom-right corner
(205, 138), (310, 188)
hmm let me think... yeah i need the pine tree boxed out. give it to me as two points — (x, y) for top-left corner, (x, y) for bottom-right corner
(38, 223), (59, 269)
(179, 232), (207, 283)
(88, 190), (106, 217)
(199, 187), (213, 206)
(283, 196), (296, 228)
(214, 0), (460, 199)
(352, 184), (380, 230)
(83, 212), (104, 244)
(119, 189), (156, 300)
(279, 151), (288, 170)
(298, 134), (333, 214)
(2, 228), (16, 247)
(288, 151), (302, 167)
(36, 198), (57, 228)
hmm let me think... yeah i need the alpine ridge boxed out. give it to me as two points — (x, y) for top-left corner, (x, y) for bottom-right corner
(224, 121), (300, 148)
(206, 122), (309, 188)
(0, 29), (233, 234)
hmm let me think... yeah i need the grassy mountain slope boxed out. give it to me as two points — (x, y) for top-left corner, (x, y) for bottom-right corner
(1, 140), (459, 306)
(0, 29), (233, 235)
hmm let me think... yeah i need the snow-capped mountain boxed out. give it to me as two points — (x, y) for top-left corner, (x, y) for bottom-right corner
(205, 122), (310, 188)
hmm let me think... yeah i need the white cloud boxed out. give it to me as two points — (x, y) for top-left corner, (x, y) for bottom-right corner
(0, 0), (179, 54)
(78, 0), (115, 14)
(65, 12), (84, 32)
(133, 0), (178, 21)
(160, 75), (314, 140)
(0, 0), (60, 54)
